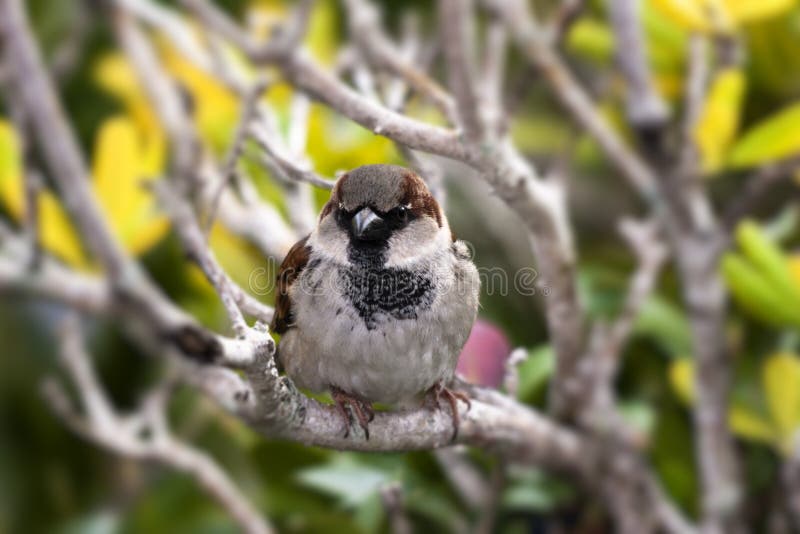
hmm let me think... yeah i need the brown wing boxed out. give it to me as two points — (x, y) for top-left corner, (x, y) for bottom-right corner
(270, 235), (311, 335)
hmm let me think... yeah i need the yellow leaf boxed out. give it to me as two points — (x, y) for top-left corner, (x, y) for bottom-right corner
(94, 53), (161, 136)
(305, 0), (338, 65)
(94, 53), (141, 103)
(0, 119), (86, 266)
(306, 105), (400, 177)
(649, 0), (742, 32)
(38, 192), (87, 267)
(787, 254), (800, 291)
(729, 102), (800, 168)
(693, 68), (746, 174)
(91, 116), (168, 256)
(722, 0), (796, 24)
(160, 40), (238, 151)
(728, 407), (778, 445)
(247, 2), (288, 40)
(763, 352), (800, 441)
(650, 0), (712, 32)
(669, 358), (696, 404)
(0, 119), (23, 218)
(654, 73), (684, 100)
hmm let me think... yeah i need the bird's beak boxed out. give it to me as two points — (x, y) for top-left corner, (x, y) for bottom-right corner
(351, 207), (389, 242)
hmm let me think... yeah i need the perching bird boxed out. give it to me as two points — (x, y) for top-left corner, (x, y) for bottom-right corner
(271, 164), (479, 439)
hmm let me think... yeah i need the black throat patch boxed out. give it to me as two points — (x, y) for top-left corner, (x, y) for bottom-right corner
(342, 243), (434, 330)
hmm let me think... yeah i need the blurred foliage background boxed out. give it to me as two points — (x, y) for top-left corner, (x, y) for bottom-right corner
(3, 0), (800, 532)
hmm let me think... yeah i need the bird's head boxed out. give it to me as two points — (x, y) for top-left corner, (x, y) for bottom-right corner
(312, 164), (450, 265)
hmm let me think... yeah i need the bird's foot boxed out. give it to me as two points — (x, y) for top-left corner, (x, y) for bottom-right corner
(425, 381), (471, 441)
(331, 386), (374, 440)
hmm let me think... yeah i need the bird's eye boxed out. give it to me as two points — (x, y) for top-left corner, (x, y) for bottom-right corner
(390, 205), (409, 225)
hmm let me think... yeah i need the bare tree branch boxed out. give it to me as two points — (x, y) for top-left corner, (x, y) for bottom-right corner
(608, 0), (669, 132)
(0, 0), (131, 277)
(669, 35), (743, 534)
(43, 315), (273, 534)
(0, 0), (225, 366)
(0, 231), (109, 313)
(439, 0), (484, 142)
(482, 0), (661, 202)
(1, 0), (753, 531)
(184, 0), (471, 162)
(342, 0), (457, 124)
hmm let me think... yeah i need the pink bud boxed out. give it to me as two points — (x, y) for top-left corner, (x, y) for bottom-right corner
(456, 319), (511, 388)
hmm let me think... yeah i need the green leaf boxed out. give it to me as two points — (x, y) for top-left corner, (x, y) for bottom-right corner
(729, 101), (800, 168)
(502, 468), (574, 512)
(736, 220), (800, 303)
(721, 253), (800, 326)
(566, 19), (614, 63)
(57, 511), (120, 534)
(353, 492), (384, 534)
(515, 346), (555, 400)
(633, 296), (692, 356)
(728, 406), (777, 446)
(296, 460), (391, 507)
(404, 486), (465, 532)
(642, 0), (688, 73)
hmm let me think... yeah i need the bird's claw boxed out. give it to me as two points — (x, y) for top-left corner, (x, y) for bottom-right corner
(331, 386), (374, 440)
(426, 381), (471, 441)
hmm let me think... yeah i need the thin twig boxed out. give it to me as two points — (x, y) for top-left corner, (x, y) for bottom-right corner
(249, 121), (336, 190)
(156, 182), (274, 336)
(606, 218), (667, 360)
(502, 348), (529, 398)
(723, 156), (800, 231)
(434, 447), (491, 509)
(480, 16), (508, 135)
(205, 78), (270, 235)
(379, 483), (412, 534)
(546, 0), (586, 45)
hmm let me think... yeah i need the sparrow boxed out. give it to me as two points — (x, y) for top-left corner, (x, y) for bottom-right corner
(270, 164), (480, 439)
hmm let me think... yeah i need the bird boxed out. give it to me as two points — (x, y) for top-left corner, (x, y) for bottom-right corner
(270, 164), (480, 440)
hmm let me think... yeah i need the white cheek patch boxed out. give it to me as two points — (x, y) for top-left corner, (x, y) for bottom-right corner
(384, 218), (449, 267)
(308, 216), (350, 264)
